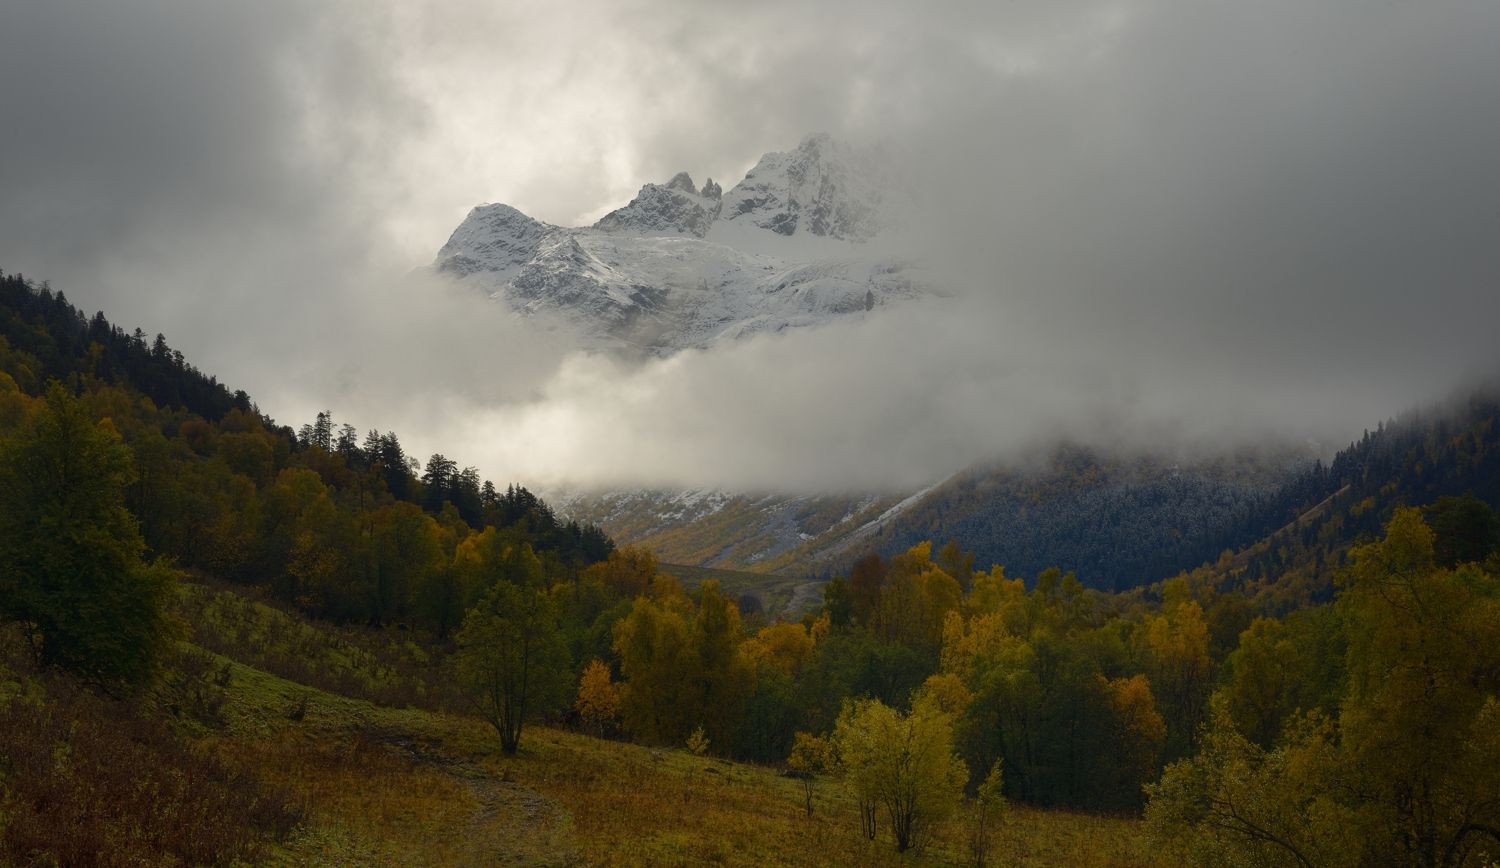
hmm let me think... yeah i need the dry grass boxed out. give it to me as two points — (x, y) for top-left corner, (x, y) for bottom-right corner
(662, 562), (813, 618)
(0, 638), (300, 867)
(199, 653), (574, 865)
(484, 726), (1160, 867)
(77, 581), (1165, 866)
(199, 650), (1159, 866)
(217, 732), (500, 866)
(177, 577), (450, 711)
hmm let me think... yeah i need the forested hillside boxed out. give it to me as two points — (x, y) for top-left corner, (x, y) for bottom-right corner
(0, 269), (612, 634)
(559, 452), (1304, 592)
(1221, 390), (1500, 604)
(840, 447), (1302, 591)
(833, 389), (1500, 601)
(570, 385), (1500, 600)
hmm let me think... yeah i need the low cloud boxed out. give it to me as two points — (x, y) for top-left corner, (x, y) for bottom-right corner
(2, 0), (1497, 492)
(407, 291), (1444, 493)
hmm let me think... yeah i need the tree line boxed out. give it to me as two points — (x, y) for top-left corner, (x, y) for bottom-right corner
(0, 270), (254, 421)
(0, 273), (613, 686)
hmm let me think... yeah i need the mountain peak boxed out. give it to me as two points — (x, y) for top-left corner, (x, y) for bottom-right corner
(797, 131), (835, 152)
(665, 172), (697, 194)
(715, 133), (889, 242)
(593, 172), (722, 238)
(434, 202), (548, 278)
(430, 134), (925, 353)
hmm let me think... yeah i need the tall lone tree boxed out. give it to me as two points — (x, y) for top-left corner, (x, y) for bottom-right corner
(454, 575), (571, 755)
(0, 383), (178, 688)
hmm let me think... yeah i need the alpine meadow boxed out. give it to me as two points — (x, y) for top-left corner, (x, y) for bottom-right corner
(2, 1), (1500, 866)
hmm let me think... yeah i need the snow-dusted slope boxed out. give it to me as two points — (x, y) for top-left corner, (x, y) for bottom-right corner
(555, 446), (1309, 584)
(432, 134), (926, 354)
(715, 133), (892, 242)
(550, 486), (914, 576)
(593, 172), (723, 238)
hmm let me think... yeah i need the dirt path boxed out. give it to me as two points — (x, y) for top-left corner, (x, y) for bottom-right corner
(369, 727), (577, 865)
(786, 580), (825, 615)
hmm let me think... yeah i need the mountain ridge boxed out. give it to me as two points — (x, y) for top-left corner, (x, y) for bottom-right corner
(559, 387), (1500, 598)
(554, 443), (1312, 588)
(432, 134), (924, 354)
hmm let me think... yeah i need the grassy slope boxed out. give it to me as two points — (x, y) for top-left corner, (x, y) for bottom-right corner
(564, 491), (907, 577)
(663, 562), (822, 618)
(174, 583), (1158, 866)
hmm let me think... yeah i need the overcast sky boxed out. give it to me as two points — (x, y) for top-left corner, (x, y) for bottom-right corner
(2, 0), (1498, 492)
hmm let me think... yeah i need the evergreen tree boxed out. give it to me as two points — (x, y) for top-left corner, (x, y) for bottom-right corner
(421, 453), (456, 513)
(334, 423), (361, 464)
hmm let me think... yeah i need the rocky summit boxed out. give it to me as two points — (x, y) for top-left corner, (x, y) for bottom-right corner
(432, 134), (925, 355)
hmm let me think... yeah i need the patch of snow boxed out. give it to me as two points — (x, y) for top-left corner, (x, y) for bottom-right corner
(852, 479), (947, 538)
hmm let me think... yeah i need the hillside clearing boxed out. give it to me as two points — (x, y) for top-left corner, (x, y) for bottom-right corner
(190, 630), (1156, 866)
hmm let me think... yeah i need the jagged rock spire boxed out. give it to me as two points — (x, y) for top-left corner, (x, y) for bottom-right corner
(665, 172), (697, 194)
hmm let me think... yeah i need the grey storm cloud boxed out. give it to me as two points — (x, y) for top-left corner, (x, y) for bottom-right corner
(1, 0), (1497, 491)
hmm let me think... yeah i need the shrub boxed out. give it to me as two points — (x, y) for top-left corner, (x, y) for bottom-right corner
(0, 668), (301, 865)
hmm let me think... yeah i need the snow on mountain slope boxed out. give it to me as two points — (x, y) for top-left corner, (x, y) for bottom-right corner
(593, 172), (723, 238)
(555, 445), (1310, 586)
(551, 486), (911, 576)
(432, 134), (927, 354)
(714, 133), (892, 242)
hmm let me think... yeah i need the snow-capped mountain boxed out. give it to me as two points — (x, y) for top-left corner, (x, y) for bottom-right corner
(432, 134), (926, 354)
(594, 171), (722, 238)
(717, 133), (892, 242)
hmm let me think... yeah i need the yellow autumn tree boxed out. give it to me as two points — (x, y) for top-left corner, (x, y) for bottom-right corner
(1335, 508), (1500, 866)
(1142, 598), (1213, 760)
(1147, 510), (1500, 867)
(939, 609), (1026, 681)
(834, 696), (969, 852)
(915, 671), (973, 717)
(612, 595), (695, 744)
(873, 542), (963, 652)
(611, 580), (750, 751)
(787, 731), (836, 817)
(964, 564), (1027, 623)
(1219, 615), (1325, 749)
(741, 620), (816, 675)
(968, 759), (1006, 868)
(688, 581), (752, 752)
(575, 658), (621, 737)
(1102, 673), (1167, 801)
(581, 544), (658, 598)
